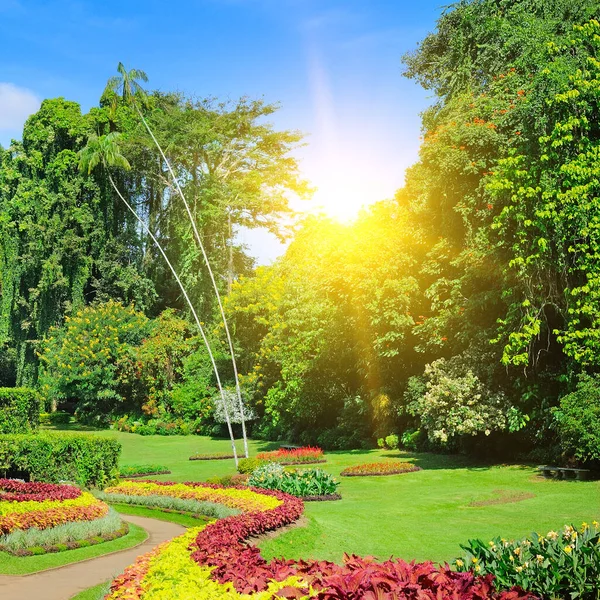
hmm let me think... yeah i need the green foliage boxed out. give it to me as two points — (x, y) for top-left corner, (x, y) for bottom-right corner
(39, 411), (72, 426)
(0, 387), (40, 433)
(0, 432), (121, 488)
(456, 523), (600, 599)
(39, 301), (149, 425)
(248, 462), (339, 497)
(237, 457), (267, 474)
(119, 464), (170, 477)
(553, 374), (600, 464)
(385, 434), (399, 450)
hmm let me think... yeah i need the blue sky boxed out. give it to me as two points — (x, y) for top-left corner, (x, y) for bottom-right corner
(0, 0), (445, 262)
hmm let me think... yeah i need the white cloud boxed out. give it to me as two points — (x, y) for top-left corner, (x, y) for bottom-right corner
(0, 83), (40, 131)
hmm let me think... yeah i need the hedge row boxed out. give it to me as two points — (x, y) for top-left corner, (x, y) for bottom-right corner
(0, 387), (41, 434)
(0, 433), (121, 488)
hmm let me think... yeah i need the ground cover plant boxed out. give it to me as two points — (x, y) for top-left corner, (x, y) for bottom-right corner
(256, 446), (326, 465)
(340, 461), (421, 477)
(119, 464), (171, 477)
(106, 481), (535, 599)
(456, 522), (600, 599)
(248, 463), (340, 499)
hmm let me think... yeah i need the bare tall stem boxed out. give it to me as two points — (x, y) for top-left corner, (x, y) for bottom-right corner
(108, 174), (239, 467)
(135, 106), (249, 458)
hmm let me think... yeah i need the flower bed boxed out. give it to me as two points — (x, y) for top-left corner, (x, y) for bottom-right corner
(0, 478), (120, 554)
(0, 479), (81, 502)
(119, 465), (171, 478)
(107, 481), (536, 600)
(189, 452), (236, 461)
(248, 463), (340, 498)
(256, 446), (325, 465)
(1, 522), (129, 556)
(340, 461), (422, 477)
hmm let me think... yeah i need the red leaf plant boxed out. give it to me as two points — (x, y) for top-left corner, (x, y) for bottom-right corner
(0, 478), (82, 502)
(185, 484), (538, 600)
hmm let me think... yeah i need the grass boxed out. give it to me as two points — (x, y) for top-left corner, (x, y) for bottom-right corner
(70, 581), (111, 600)
(0, 523), (147, 575)
(110, 503), (213, 528)
(43, 426), (600, 564)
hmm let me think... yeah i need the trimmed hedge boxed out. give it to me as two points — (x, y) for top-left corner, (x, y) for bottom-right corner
(0, 387), (41, 433)
(0, 433), (121, 488)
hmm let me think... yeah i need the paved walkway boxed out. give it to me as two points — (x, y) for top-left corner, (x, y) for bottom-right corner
(0, 515), (186, 600)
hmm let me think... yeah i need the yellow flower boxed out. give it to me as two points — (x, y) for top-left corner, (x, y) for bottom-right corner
(547, 530), (558, 541)
(456, 559), (464, 568)
(513, 548), (520, 556)
(515, 566), (523, 573)
(536, 554), (544, 563)
(564, 545), (573, 554)
(471, 558), (479, 564)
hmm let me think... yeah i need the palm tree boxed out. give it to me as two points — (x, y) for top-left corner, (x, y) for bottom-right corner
(78, 132), (240, 466)
(104, 63), (250, 457)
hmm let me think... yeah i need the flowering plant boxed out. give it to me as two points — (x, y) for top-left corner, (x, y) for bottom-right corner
(256, 446), (325, 465)
(340, 461), (421, 477)
(456, 522), (600, 599)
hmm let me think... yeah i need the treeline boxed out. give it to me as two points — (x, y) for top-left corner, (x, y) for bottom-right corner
(225, 0), (600, 463)
(2, 0), (600, 464)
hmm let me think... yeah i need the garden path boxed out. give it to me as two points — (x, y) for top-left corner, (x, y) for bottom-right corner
(0, 515), (185, 600)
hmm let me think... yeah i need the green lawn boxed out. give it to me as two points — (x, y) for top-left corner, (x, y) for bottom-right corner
(110, 503), (213, 528)
(70, 581), (111, 600)
(49, 427), (600, 563)
(0, 523), (147, 575)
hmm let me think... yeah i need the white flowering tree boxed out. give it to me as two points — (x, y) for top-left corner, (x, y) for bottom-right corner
(408, 357), (510, 445)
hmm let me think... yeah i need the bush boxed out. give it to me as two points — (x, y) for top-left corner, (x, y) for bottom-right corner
(553, 374), (600, 464)
(0, 388), (41, 434)
(0, 432), (121, 488)
(401, 428), (423, 451)
(407, 357), (510, 445)
(237, 457), (267, 474)
(248, 463), (340, 497)
(456, 522), (600, 600)
(39, 411), (71, 426)
(119, 464), (170, 477)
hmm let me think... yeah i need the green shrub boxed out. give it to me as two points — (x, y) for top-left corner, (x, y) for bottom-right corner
(553, 374), (600, 464)
(385, 434), (399, 450)
(0, 388), (41, 433)
(456, 522), (600, 599)
(401, 429), (422, 451)
(237, 457), (267, 474)
(39, 411), (72, 426)
(0, 432), (121, 488)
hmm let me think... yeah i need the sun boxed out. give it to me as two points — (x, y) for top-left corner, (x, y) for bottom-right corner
(299, 156), (396, 223)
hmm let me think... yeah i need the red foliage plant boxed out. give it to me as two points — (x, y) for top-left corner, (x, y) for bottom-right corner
(186, 484), (538, 600)
(0, 479), (81, 502)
